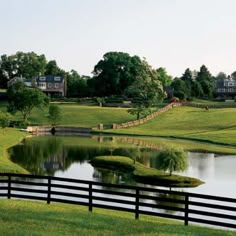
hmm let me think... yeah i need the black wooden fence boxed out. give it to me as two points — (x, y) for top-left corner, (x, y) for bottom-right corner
(0, 173), (235, 229)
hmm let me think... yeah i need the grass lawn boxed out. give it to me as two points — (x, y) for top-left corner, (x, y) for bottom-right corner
(0, 199), (234, 236)
(104, 106), (236, 146)
(14, 104), (135, 128)
(0, 128), (28, 173)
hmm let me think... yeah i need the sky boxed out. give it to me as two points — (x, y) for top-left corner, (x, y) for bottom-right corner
(1, 0), (236, 77)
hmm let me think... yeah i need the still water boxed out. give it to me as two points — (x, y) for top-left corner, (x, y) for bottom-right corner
(8, 135), (236, 198)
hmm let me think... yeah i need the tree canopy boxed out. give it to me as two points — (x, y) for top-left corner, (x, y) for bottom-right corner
(156, 67), (172, 87)
(0, 52), (47, 87)
(126, 61), (166, 119)
(7, 82), (49, 123)
(157, 147), (188, 176)
(196, 65), (214, 97)
(92, 52), (145, 96)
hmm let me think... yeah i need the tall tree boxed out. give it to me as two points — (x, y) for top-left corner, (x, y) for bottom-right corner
(181, 68), (194, 99)
(191, 81), (204, 98)
(181, 68), (193, 83)
(171, 78), (189, 100)
(66, 70), (89, 97)
(196, 65), (214, 97)
(12, 51), (47, 78)
(156, 67), (172, 87)
(45, 60), (65, 76)
(216, 72), (228, 81)
(92, 52), (144, 96)
(126, 61), (166, 119)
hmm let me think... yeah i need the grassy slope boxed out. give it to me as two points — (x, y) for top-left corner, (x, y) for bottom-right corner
(26, 104), (135, 127)
(0, 128), (28, 173)
(105, 106), (236, 146)
(0, 200), (234, 236)
(1, 102), (135, 127)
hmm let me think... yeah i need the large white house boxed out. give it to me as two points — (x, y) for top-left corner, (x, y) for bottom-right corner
(8, 75), (66, 97)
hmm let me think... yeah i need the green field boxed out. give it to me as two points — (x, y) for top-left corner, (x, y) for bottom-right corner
(9, 104), (135, 128)
(0, 199), (234, 236)
(105, 106), (236, 146)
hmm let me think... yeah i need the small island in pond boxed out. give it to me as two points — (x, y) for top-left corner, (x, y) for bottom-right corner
(90, 156), (204, 188)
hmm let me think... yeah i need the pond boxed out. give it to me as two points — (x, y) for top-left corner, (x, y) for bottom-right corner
(8, 135), (236, 198)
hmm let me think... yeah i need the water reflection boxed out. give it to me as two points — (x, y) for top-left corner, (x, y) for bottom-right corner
(184, 152), (215, 180)
(8, 135), (236, 199)
(9, 136), (159, 180)
(153, 192), (185, 214)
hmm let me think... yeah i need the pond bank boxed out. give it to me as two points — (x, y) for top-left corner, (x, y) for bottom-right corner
(0, 128), (28, 173)
(27, 126), (92, 134)
(91, 156), (204, 187)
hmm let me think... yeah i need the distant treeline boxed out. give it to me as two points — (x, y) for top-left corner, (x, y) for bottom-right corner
(1, 51), (235, 100)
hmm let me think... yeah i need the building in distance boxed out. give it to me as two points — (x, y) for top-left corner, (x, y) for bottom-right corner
(8, 75), (66, 97)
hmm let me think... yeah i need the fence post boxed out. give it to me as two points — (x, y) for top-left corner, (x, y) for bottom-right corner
(184, 194), (189, 226)
(47, 176), (51, 204)
(7, 175), (11, 199)
(135, 188), (139, 219)
(89, 183), (93, 212)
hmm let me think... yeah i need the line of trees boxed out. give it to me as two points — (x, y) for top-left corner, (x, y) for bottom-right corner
(1, 51), (236, 102)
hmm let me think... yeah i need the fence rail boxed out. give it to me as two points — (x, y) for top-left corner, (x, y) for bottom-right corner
(0, 173), (235, 229)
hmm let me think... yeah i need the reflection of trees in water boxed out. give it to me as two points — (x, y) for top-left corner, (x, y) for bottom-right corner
(153, 191), (185, 214)
(187, 152), (215, 179)
(9, 136), (159, 176)
(10, 137), (64, 175)
(93, 167), (135, 186)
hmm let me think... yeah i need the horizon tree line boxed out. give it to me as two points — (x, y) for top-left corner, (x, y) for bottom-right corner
(1, 51), (236, 101)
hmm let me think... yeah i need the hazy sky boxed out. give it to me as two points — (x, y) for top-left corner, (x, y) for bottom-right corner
(1, 0), (236, 77)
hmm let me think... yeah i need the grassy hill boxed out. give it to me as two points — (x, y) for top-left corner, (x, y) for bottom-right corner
(0, 199), (234, 236)
(0, 103), (135, 128)
(106, 106), (236, 146)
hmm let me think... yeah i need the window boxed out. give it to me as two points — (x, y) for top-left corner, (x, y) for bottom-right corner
(48, 83), (52, 88)
(38, 82), (46, 89)
(54, 77), (61, 81)
(55, 83), (59, 88)
(39, 76), (46, 81)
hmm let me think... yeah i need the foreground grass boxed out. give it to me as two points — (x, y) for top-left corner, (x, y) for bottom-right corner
(91, 156), (203, 187)
(0, 199), (234, 236)
(105, 106), (236, 146)
(0, 128), (28, 173)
